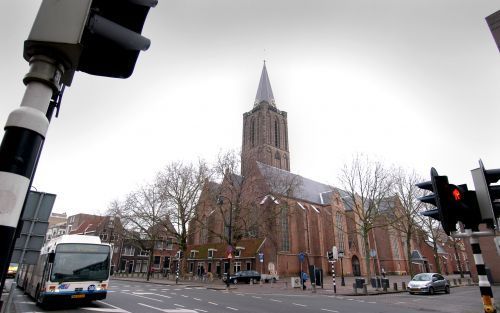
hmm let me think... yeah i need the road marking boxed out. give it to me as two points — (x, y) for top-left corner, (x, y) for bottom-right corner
(17, 301), (35, 304)
(368, 301), (376, 304)
(356, 300), (365, 303)
(208, 302), (218, 306)
(137, 303), (197, 312)
(83, 301), (131, 313)
(174, 289), (182, 291)
(347, 298), (354, 301)
(226, 307), (238, 311)
(395, 301), (407, 304)
(236, 293), (244, 296)
(252, 296), (262, 299)
(174, 304), (185, 308)
(270, 299), (282, 303)
(193, 298), (202, 301)
(122, 292), (163, 302)
(321, 309), (339, 313)
(184, 287), (192, 290)
(122, 290), (130, 292)
(181, 295), (189, 298)
(171, 292), (178, 295)
(292, 303), (307, 307)
(195, 287), (205, 290)
(162, 288), (170, 291)
(150, 289), (158, 291)
(194, 309), (207, 312)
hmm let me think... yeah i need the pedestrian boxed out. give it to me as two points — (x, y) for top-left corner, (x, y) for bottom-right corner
(381, 268), (386, 278)
(301, 271), (308, 290)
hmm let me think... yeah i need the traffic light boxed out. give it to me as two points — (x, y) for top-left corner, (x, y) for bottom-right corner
(24, 0), (157, 85)
(327, 251), (333, 261)
(471, 159), (500, 230)
(417, 168), (481, 234)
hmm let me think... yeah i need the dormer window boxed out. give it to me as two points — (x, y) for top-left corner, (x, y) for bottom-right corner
(235, 246), (245, 258)
(208, 248), (217, 259)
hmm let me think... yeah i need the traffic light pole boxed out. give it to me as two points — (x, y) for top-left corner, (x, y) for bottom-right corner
(330, 260), (336, 293)
(0, 55), (63, 310)
(453, 229), (497, 313)
(470, 235), (497, 313)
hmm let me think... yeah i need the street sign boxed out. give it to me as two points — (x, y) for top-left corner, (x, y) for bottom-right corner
(258, 252), (264, 263)
(11, 191), (56, 265)
(370, 249), (377, 258)
(298, 252), (305, 263)
(332, 246), (338, 260)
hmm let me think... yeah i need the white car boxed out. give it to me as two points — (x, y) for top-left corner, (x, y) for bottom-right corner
(408, 273), (450, 295)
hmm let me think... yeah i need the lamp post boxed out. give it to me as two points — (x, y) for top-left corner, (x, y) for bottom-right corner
(338, 249), (345, 286)
(217, 195), (232, 289)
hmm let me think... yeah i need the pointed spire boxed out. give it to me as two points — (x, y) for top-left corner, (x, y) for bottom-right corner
(255, 61), (275, 107)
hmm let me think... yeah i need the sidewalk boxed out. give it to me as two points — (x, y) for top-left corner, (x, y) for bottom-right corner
(111, 273), (476, 296)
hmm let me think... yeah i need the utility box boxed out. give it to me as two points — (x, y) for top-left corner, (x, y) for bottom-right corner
(291, 277), (302, 288)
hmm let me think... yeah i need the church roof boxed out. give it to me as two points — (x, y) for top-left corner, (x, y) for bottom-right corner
(254, 62), (275, 107)
(256, 162), (335, 205)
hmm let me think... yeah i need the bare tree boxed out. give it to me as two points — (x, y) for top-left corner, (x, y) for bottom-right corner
(418, 204), (443, 274)
(337, 154), (394, 281)
(392, 168), (425, 278)
(108, 182), (169, 281)
(156, 160), (210, 274)
(192, 150), (301, 282)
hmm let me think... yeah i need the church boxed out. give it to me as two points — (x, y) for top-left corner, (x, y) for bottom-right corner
(185, 63), (467, 281)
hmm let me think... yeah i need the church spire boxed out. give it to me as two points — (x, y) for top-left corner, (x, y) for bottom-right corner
(254, 61), (275, 107)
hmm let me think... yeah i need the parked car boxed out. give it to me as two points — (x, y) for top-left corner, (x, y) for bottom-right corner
(7, 263), (18, 278)
(408, 273), (450, 295)
(223, 270), (261, 284)
(261, 273), (279, 283)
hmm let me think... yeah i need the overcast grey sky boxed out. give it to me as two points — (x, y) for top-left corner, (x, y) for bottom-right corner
(1, 1), (499, 216)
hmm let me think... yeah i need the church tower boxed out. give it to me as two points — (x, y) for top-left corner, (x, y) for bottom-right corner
(241, 62), (290, 177)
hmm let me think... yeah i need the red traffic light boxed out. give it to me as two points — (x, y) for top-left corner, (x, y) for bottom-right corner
(452, 188), (462, 201)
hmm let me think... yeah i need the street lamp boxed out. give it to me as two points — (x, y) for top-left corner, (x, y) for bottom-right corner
(217, 195), (232, 289)
(338, 249), (345, 286)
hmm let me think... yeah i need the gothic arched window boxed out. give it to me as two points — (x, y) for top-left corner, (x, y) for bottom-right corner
(274, 119), (280, 148)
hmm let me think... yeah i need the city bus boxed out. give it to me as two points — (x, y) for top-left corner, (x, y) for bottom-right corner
(17, 234), (112, 306)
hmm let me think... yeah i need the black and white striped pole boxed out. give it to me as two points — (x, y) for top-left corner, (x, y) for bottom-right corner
(0, 55), (63, 309)
(469, 233), (497, 313)
(332, 246), (338, 293)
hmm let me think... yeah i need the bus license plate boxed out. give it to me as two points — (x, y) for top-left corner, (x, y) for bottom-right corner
(71, 294), (85, 299)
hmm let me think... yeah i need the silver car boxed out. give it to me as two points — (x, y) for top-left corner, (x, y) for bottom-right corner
(407, 273), (450, 295)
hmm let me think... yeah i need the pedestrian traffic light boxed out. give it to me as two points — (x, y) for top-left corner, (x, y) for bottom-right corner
(417, 168), (482, 234)
(24, 0), (157, 85)
(471, 159), (500, 230)
(327, 251), (334, 261)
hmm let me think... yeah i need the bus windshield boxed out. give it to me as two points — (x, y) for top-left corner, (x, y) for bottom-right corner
(50, 243), (110, 282)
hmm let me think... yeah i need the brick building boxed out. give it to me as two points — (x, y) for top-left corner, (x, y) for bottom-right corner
(187, 63), (469, 280)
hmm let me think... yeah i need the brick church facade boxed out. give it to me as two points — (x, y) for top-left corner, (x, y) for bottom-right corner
(186, 63), (469, 280)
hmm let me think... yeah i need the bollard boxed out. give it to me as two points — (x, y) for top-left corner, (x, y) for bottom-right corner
(363, 283), (368, 295)
(401, 281), (406, 291)
(353, 283), (358, 295)
(393, 282), (398, 291)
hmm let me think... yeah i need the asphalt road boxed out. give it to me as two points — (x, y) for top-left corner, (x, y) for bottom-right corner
(8, 278), (498, 313)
